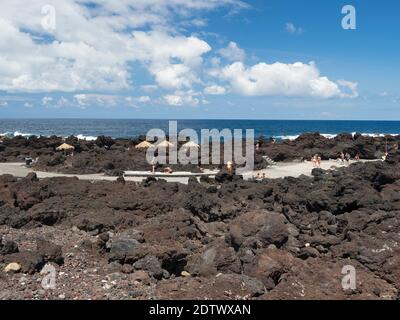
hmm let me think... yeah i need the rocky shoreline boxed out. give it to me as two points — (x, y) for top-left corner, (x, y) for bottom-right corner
(0, 133), (400, 299)
(1, 133), (399, 175)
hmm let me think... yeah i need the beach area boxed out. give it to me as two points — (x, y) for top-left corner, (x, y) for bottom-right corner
(1, 132), (400, 300)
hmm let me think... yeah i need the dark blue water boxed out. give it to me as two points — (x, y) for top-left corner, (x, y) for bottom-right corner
(0, 119), (399, 140)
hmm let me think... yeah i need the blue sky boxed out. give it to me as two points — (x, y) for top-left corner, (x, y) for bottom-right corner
(0, 0), (399, 119)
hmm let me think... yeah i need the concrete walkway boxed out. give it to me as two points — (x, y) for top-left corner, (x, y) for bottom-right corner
(0, 162), (210, 184)
(241, 159), (368, 180)
(0, 160), (373, 184)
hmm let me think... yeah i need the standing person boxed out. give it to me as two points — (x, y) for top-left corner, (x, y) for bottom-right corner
(317, 155), (322, 168)
(345, 152), (351, 164)
(311, 155), (317, 167)
(340, 152), (345, 165)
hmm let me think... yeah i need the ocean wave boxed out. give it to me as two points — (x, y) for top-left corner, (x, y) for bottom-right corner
(0, 131), (98, 141)
(274, 132), (400, 141)
(0, 131), (33, 137)
(76, 134), (97, 141)
(274, 135), (300, 140)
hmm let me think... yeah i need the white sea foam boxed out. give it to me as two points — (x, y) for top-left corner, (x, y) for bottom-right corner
(0, 131), (33, 137)
(76, 134), (97, 141)
(274, 132), (399, 141)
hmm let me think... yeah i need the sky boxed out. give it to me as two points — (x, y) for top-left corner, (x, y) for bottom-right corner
(0, 0), (399, 120)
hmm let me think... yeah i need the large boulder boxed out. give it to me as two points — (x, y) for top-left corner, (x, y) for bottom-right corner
(186, 239), (241, 276)
(243, 248), (296, 290)
(227, 210), (289, 250)
(107, 230), (145, 264)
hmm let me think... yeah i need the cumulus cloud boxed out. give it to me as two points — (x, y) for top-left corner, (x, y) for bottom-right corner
(130, 30), (211, 90)
(42, 96), (53, 106)
(337, 80), (359, 98)
(74, 94), (121, 107)
(218, 42), (246, 61)
(204, 85), (227, 95)
(286, 22), (303, 35)
(0, 0), (239, 93)
(163, 90), (205, 106)
(218, 61), (357, 99)
(0, 0), (359, 106)
(137, 96), (151, 103)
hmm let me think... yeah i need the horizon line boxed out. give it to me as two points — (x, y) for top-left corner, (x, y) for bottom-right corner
(1, 118), (400, 122)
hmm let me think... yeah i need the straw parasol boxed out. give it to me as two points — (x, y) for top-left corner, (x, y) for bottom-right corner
(56, 143), (75, 151)
(135, 141), (154, 150)
(182, 141), (200, 150)
(182, 141), (200, 149)
(157, 140), (175, 148)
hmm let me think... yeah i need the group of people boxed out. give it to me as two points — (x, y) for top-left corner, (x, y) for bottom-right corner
(338, 152), (352, 165)
(311, 154), (322, 168)
(311, 151), (362, 168)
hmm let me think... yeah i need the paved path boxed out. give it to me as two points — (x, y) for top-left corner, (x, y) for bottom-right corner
(0, 162), (209, 184)
(0, 160), (374, 184)
(241, 159), (368, 180)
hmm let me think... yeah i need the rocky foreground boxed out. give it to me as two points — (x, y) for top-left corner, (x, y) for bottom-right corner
(0, 134), (400, 300)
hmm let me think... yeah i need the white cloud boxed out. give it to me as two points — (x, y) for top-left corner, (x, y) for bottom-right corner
(286, 22), (303, 35)
(0, 1), (359, 105)
(0, 101), (8, 107)
(0, 0), (239, 93)
(138, 96), (151, 103)
(57, 97), (69, 107)
(164, 94), (184, 106)
(204, 85), (227, 95)
(74, 94), (121, 107)
(130, 30), (211, 90)
(337, 80), (359, 98)
(24, 102), (33, 108)
(42, 96), (53, 105)
(163, 90), (204, 106)
(218, 42), (246, 61)
(74, 94), (89, 107)
(218, 61), (356, 99)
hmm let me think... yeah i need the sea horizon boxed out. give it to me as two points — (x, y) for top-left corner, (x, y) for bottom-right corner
(1, 118), (400, 140)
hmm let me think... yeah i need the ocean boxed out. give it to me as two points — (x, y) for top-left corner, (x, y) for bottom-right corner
(0, 119), (399, 140)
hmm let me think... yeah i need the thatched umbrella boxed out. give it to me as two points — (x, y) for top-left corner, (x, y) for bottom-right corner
(182, 141), (200, 149)
(56, 143), (75, 151)
(135, 141), (154, 150)
(157, 140), (175, 148)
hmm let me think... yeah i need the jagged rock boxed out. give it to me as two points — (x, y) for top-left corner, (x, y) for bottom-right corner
(243, 248), (296, 290)
(133, 255), (164, 280)
(3, 252), (45, 274)
(0, 239), (18, 255)
(227, 210), (289, 249)
(36, 239), (64, 265)
(108, 238), (142, 264)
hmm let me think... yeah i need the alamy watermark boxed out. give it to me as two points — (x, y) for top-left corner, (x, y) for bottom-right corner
(342, 5), (356, 30)
(145, 121), (255, 174)
(40, 263), (57, 290)
(341, 265), (356, 291)
(41, 5), (57, 31)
